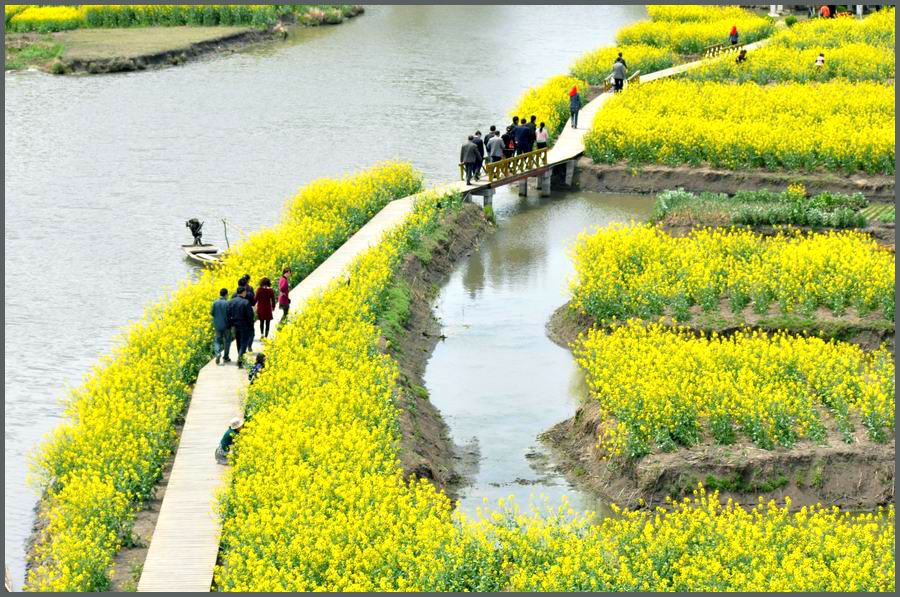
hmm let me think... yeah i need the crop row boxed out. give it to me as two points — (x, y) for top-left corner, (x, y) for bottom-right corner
(584, 79), (894, 174)
(569, 224), (894, 322)
(574, 321), (894, 459)
(24, 163), (422, 592)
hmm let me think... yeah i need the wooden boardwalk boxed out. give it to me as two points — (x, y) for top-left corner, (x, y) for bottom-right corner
(138, 33), (775, 593)
(137, 198), (416, 592)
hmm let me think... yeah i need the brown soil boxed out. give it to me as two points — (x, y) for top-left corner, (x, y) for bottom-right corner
(380, 203), (492, 502)
(543, 304), (895, 510)
(573, 158), (896, 202)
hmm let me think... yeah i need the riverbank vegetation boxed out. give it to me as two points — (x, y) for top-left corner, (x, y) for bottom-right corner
(508, 74), (588, 141)
(653, 187), (870, 229)
(575, 321), (894, 460)
(6, 5), (363, 33)
(569, 225), (894, 323)
(24, 163), (422, 592)
(584, 80), (894, 174)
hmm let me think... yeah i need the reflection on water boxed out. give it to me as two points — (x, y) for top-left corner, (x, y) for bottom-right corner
(426, 188), (653, 517)
(4, 5), (647, 584)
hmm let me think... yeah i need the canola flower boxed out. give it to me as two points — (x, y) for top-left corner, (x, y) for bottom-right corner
(584, 79), (895, 174)
(508, 74), (587, 142)
(569, 224), (895, 322)
(573, 320), (894, 458)
(616, 15), (775, 54)
(570, 44), (676, 85)
(775, 6), (895, 50)
(646, 4), (754, 23)
(24, 162), (422, 592)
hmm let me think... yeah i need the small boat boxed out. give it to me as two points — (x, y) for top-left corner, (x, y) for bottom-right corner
(181, 243), (223, 265)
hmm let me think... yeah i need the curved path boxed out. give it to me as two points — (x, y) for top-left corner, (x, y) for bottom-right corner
(137, 36), (772, 592)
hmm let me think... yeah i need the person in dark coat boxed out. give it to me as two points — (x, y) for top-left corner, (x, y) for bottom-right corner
(729, 25), (739, 45)
(513, 120), (530, 155)
(472, 131), (485, 181)
(210, 288), (231, 365)
(227, 286), (255, 367)
(501, 126), (515, 159)
(525, 115), (538, 152)
(569, 86), (582, 128)
(615, 51), (627, 69)
(460, 135), (480, 184)
(233, 274), (256, 353)
(255, 277), (276, 339)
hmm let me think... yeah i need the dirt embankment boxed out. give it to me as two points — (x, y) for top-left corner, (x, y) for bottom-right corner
(573, 158), (896, 202)
(542, 303), (895, 511)
(379, 203), (492, 502)
(661, 220), (896, 248)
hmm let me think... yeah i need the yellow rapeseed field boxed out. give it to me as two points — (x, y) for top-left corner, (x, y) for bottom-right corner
(508, 74), (587, 141)
(570, 44), (676, 85)
(568, 224), (895, 322)
(646, 4), (755, 23)
(24, 163), (422, 592)
(616, 15), (775, 54)
(584, 79), (895, 174)
(573, 321), (894, 458)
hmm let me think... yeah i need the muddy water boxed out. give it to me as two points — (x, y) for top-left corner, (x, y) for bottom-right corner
(425, 188), (653, 517)
(4, 5), (648, 585)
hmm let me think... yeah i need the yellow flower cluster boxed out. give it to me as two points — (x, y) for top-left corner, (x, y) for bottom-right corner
(646, 4), (754, 22)
(569, 224), (895, 322)
(480, 489), (895, 592)
(573, 320), (894, 458)
(570, 44), (675, 85)
(508, 74), (587, 141)
(24, 163), (422, 592)
(616, 15), (775, 54)
(584, 79), (895, 174)
(8, 5), (83, 32)
(686, 8), (895, 83)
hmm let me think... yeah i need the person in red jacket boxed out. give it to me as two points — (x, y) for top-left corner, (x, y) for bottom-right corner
(255, 277), (277, 339)
(278, 267), (291, 323)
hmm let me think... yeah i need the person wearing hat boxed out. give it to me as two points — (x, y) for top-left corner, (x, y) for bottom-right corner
(569, 86), (582, 129)
(215, 417), (244, 465)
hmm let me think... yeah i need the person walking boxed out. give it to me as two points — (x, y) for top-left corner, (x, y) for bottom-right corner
(227, 285), (254, 367)
(729, 25), (739, 46)
(255, 277), (276, 339)
(460, 135), (480, 184)
(278, 267), (291, 322)
(612, 58), (627, 93)
(569, 86), (582, 128)
(615, 51), (628, 69)
(210, 288), (232, 365)
(513, 119), (530, 155)
(524, 116), (538, 153)
(535, 122), (549, 149)
(487, 129), (505, 163)
(501, 126), (515, 159)
(215, 417), (244, 465)
(234, 275), (256, 352)
(472, 131), (485, 181)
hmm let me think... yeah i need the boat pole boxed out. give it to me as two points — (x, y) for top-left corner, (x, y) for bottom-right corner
(222, 219), (230, 250)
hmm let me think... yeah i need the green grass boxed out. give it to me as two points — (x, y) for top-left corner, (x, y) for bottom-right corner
(5, 38), (65, 70)
(378, 279), (412, 351)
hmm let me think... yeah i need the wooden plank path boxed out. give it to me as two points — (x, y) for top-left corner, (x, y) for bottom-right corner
(138, 32), (777, 593)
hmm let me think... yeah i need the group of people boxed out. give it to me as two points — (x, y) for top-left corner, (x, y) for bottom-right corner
(209, 267), (292, 368)
(459, 116), (552, 184)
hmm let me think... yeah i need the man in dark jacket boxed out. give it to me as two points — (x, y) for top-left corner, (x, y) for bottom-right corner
(210, 288), (231, 365)
(501, 126), (515, 159)
(233, 274), (256, 354)
(472, 131), (485, 181)
(227, 286), (255, 367)
(525, 115), (538, 152)
(460, 135), (480, 185)
(513, 120), (530, 155)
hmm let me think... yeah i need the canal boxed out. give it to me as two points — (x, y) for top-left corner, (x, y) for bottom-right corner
(4, 5), (647, 584)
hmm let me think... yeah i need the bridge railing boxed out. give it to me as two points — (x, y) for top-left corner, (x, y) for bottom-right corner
(459, 147), (549, 184)
(702, 42), (743, 59)
(601, 69), (641, 93)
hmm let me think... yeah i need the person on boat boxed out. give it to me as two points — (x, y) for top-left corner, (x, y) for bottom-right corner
(729, 25), (739, 46)
(569, 86), (582, 128)
(460, 135), (480, 185)
(472, 131), (485, 181)
(612, 58), (627, 93)
(535, 122), (549, 149)
(487, 129), (505, 163)
(815, 53), (825, 67)
(278, 267), (291, 322)
(248, 353), (266, 385)
(215, 417), (244, 465)
(736, 49), (748, 64)
(227, 285), (254, 368)
(501, 126), (516, 159)
(211, 288), (232, 365)
(255, 277), (277, 339)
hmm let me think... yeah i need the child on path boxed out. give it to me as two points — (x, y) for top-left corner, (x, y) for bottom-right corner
(248, 353), (266, 385)
(255, 277), (276, 339)
(215, 417), (244, 465)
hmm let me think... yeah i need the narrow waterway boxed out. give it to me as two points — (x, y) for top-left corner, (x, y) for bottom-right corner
(426, 188), (652, 517)
(4, 5), (648, 584)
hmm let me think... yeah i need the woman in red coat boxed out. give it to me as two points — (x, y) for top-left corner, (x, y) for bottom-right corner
(255, 277), (277, 338)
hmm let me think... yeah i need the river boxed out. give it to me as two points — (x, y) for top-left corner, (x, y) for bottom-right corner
(4, 5), (647, 585)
